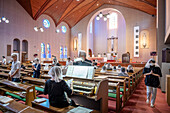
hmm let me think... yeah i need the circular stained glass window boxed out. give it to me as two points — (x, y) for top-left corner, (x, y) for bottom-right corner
(43, 19), (50, 28)
(61, 26), (67, 33)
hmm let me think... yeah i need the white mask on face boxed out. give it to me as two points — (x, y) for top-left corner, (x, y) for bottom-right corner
(150, 63), (155, 66)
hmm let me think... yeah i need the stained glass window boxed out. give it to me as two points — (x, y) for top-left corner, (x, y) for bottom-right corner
(41, 43), (46, 58)
(47, 43), (51, 58)
(60, 46), (64, 59)
(64, 46), (67, 59)
(90, 22), (93, 34)
(61, 26), (67, 33)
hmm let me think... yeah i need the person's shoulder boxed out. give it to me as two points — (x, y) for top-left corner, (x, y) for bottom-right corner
(85, 59), (92, 63)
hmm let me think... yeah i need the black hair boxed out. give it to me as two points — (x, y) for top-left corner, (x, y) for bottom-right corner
(2, 56), (5, 58)
(149, 60), (155, 63)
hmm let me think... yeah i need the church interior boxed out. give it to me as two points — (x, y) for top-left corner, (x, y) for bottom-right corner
(0, 0), (170, 113)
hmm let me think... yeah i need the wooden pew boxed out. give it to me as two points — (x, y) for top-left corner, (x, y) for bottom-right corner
(108, 82), (121, 112)
(0, 97), (44, 113)
(32, 98), (99, 113)
(0, 72), (8, 79)
(21, 77), (46, 93)
(0, 79), (36, 106)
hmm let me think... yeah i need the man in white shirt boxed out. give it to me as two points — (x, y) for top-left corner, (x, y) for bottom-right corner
(9, 53), (21, 82)
(2, 56), (6, 65)
(66, 57), (73, 67)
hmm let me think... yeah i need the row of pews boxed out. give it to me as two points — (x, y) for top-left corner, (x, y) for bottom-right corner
(0, 64), (144, 113)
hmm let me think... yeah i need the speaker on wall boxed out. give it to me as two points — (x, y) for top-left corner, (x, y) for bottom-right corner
(162, 48), (170, 63)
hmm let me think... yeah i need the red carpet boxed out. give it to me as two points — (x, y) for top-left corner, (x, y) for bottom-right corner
(119, 79), (170, 113)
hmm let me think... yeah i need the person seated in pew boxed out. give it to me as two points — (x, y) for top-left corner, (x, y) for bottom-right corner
(52, 57), (61, 66)
(113, 66), (116, 71)
(32, 58), (41, 78)
(117, 65), (121, 69)
(73, 50), (92, 66)
(127, 65), (134, 73)
(106, 63), (112, 70)
(2, 56), (6, 65)
(92, 60), (97, 66)
(66, 57), (73, 67)
(143, 58), (162, 108)
(9, 53), (21, 82)
(118, 67), (129, 77)
(44, 66), (76, 108)
(100, 66), (107, 73)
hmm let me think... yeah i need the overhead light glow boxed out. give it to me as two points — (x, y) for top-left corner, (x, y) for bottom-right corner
(96, 15), (100, 20)
(34, 27), (38, 32)
(5, 19), (9, 23)
(40, 27), (44, 32)
(2, 17), (6, 21)
(99, 12), (103, 18)
(104, 17), (107, 21)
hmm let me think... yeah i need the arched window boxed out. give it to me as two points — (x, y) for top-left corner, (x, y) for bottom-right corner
(64, 46), (67, 59)
(109, 13), (118, 29)
(41, 43), (46, 58)
(90, 21), (93, 34)
(60, 46), (64, 59)
(47, 43), (51, 58)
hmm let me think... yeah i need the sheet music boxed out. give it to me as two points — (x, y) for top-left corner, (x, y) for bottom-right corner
(66, 66), (74, 76)
(72, 66), (88, 78)
(68, 106), (93, 113)
(87, 67), (94, 79)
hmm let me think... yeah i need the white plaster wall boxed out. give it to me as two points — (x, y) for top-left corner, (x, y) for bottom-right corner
(71, 4), (156, 62)
(0, 0), (70, 62)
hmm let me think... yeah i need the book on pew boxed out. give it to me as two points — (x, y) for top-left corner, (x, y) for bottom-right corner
(34, 98), (46, 103)
(67, 106), (93, 113)
(0, 96), (14, 104)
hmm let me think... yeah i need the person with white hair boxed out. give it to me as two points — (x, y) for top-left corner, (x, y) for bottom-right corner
(73, 50), (92, 66)
(44, 66), (76, 108)
(143, 58), (162, 108)
(127, 65), (134, 73)
(8, 53), (21, 82)
(32, 58), (41, 78)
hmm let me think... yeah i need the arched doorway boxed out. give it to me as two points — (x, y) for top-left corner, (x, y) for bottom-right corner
(22, 40), (28, 63)
(13, 38), (20, 60)
(87, 8), (126, 60)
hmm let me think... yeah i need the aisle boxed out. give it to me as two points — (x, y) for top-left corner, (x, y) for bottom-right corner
(120, 79), (170, 113)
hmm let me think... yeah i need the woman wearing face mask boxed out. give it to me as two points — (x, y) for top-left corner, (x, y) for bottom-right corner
(143, 58), (162, 108)
(32, 58), (41, 78)
(44, 66), (76, 108)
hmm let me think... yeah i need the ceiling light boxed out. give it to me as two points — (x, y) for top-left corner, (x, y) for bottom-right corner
(97, 3), (99, 6)
(76, 0), (80, 1)
(56, 29), (60, 33)
(99, 12), (103, 18)
(107, 14), (110, 18)
(40, 27), (44, 32)
(96, 15), (100, 20)
(104, 17), (107, 21)
(34, 27), (38, 32)
(5, 19), (9, 23)
(2, 17), (6, 21)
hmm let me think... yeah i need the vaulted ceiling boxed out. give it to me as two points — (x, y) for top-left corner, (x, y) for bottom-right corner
(16, 0), (156, 28)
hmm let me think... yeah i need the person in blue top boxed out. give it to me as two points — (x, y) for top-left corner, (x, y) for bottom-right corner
(32, 58), (41, 78)
(143, 58), (162, 108)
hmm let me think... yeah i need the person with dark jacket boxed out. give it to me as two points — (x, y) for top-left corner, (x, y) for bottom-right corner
(44, 66), (76, 108)
(143, 58), (162, 108)
(73, 50), (92, 66)
(32, 58), (41, 78)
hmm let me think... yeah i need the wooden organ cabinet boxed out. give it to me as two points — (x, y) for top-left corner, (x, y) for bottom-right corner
(63, 76), (108, 113)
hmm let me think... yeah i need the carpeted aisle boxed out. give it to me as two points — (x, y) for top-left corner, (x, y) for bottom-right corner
(119, 78), (170, 113)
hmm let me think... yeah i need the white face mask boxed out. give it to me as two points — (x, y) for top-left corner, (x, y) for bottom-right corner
(149, 63), (155, 66)
(11, 58), (13, 61)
